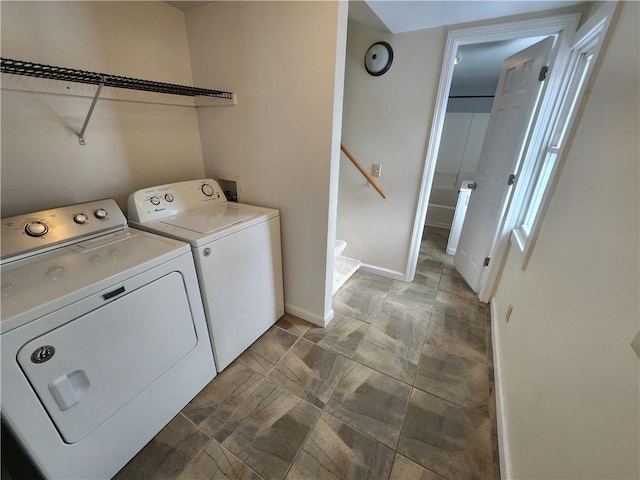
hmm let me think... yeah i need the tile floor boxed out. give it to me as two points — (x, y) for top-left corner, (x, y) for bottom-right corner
(114, 227), (500, 480)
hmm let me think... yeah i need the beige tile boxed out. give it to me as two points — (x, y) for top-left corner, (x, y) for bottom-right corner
(370, 299), (431, 337)
(236, 326), (297, 375)
(386, 281), (437, 311)
(414, 343), (490, 415)
(332, 286), (386, 322)
(441, 262), (461, 277)
(182, 363), (264, 436)
(415, 256), (443, 284)
(276, 313), (311, 337)
(425, 312), (487, 363)
(177, 439), (262, 480)
(114, 414), (209, 480)
(214, 381), (320, 480)
(303, 314), (369, 358)
(433, 291), (487, 328)
(343, 271), (395, 294)
(398, 388), (492, 480)
(389, 454), (446, 480)
(325, 361), (411, 449)
(286, 412), (394, 480)
(267, 338), (349, 408)
(353, 323), (424, 384)
(438, 273), (478, 303)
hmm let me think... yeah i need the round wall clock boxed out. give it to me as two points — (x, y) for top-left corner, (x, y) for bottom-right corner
(364, 41), (393, 76)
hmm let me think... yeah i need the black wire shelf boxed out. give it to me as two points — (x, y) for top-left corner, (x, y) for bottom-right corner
(0, 57), (233, 99)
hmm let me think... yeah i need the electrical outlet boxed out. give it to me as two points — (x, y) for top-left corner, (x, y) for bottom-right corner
(506, 304), (513, 322)
(372, 164), (381, 178)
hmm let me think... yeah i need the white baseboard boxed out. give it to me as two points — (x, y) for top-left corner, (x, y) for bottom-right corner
(491, 299), (511, 479)
(284, 303), (333, 327)
(359, 264), (405, 281)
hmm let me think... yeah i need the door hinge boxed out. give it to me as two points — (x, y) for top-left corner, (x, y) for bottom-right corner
(538, 65), (549, 81)
(484, 257), (491, 267)
(508, 174), (517, 185)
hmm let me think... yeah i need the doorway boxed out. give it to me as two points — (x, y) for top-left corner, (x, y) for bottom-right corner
(406, 13), (581, 302)
(424, 37), (545, 233)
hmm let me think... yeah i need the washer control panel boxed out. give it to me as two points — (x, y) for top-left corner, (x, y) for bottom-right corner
(128, 179), (227, 223)
(1, 199), (127, 262)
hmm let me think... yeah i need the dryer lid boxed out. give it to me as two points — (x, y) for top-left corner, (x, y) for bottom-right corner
(1, 228), (189, 332)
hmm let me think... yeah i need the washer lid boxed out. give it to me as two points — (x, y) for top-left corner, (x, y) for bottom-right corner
(161, 203), (263, 235)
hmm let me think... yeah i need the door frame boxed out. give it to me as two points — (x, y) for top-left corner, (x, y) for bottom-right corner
(406, 12), (581, 302)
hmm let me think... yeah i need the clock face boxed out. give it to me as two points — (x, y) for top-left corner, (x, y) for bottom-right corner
(365, 42), (393, 76)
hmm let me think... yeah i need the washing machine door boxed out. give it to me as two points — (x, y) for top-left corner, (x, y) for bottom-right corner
(16, 271), (197, 444)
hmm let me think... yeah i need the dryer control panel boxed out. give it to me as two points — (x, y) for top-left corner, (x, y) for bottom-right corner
(128, 179), (227, 223)
(1, 199), (126, 263)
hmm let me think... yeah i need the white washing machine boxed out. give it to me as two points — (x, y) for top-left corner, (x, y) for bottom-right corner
(1, 199), (216, 479)
(128, 179), (284, 372)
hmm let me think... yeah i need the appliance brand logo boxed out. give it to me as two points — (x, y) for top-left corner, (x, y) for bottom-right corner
(31, 345), (55, 364)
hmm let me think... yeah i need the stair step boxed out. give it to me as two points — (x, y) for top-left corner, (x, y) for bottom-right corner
(333, 255), (361, 294)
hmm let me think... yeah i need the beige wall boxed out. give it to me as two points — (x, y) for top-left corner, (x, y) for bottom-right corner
(1, 1), (204, 216)
(492, 2), (640, 477)
(183, 1), (348, 325)
(338, 20), (444, 277)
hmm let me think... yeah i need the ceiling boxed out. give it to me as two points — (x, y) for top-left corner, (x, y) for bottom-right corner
(451, 36), (547, 96)
(168, 1), (586, 27)
(165, 1), (586, 95)
(349, 1), (586, 33)
(348, 1), (585, 96)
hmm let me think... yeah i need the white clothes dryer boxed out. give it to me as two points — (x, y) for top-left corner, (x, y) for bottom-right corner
(128, 179), (284, 371)
(1, 199), (216, 479)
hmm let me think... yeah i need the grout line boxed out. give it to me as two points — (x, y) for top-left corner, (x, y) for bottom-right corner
(321, 408), (401, 454)
(266, 325), (304, 375)
(179, 411), (212, 439)
(282, 401), (324, 479)
(173, 413), (212, 478)
(200, 372), (267, 442)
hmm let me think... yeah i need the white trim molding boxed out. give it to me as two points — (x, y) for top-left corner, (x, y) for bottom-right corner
(511, 1), (618, 270)
(490, 299), (511, 479)
(285, 303), (334, 327)
(360, 263), (406, 281)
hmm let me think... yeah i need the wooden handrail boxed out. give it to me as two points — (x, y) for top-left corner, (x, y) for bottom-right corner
(340, 144), (387, 199)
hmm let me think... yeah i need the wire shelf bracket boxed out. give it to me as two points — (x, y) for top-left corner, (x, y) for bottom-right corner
(1, 58), (236, 145)
(78, 77), (104, 145)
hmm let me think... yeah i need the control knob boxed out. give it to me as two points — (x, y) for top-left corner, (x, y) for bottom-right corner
(25, 221), (48, 237)
(94, 209), (108, 219)
(150, 196), (161, 206)
(164, 193), (174, 202)
(74, 213), (88, 224)
(201, 184), (215, 197)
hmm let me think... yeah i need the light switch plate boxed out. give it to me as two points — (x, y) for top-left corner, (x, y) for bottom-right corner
(631, 330), (640, 359)
(372, 164), (381, 178)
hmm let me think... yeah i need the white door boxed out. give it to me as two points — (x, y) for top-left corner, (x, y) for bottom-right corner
(454, 37), (553, 293)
